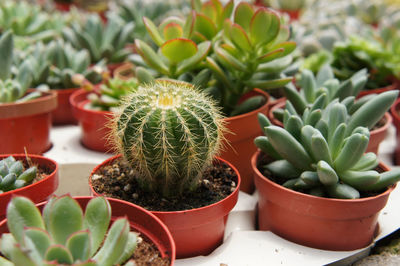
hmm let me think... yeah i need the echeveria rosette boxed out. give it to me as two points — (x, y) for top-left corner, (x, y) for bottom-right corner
(206, 3), (296, 115)
(255, 91), (400, 199)
(0, 195), (138, 266)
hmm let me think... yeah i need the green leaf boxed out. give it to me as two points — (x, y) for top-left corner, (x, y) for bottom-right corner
(215, 46), (246, 71)
(284, 83), (307, 114)
(264, 160), (301, 179)
(254, 136), (282, 160)
(161, 38), (198, 64)
(135, 39), (169, 74)
(7, 197), (45, 243)
(163, 23), (183, 41)
(83, 197), (111, 256)
(245, 77), (293, 90)
(334, 133), (369, 172)
(24, 227), (51, 258)
(364, 168), (400, 191)
(201, 2), (218, 23)
(45, 245), (74, 265)
(66, 230), (91, 262)
(143, 17), (164, 47)
(48, 196), (83, 245)
(257, 48), (285, 64)
(206, 57), (231, 88)
(115, 232), (138, 265)
(340, 170), (380, 190)
(233, 2), (254, 32)
(0, 31), (13, 80)
(350, 152), (379, 171)
(176, 41), (211, 75)
(327, 183), (360, 199)
(194, 13), (217, 40)
(183, 11), (196, 38)
(317, 160), (338, 186)
(250, 9), (280, 46)
(269, 41), (296, 58)
(229, 24), (252, 52)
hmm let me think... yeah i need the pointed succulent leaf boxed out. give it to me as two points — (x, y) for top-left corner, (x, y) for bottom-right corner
(284, 83), (307, 114)
(83, 197), (111, 256)
(135, 40), (169, 74)
(143, 17), (164, 47)
(329, 123), (347, 159)
(311, 132), (333, 165)
(45, 245), (74, 265)
(300, 69), (316, 103)
(7, 196), (45, 243)
(257, 113), (271, 134)
(0, 31), (13, 80)
(265, 126), (313, 171)
(245, 77), (293, 90)
(316, 64), (334, 86)
(249, 8), (280, 46)
(327, 103), (348, 139)
(66, 230), (91, 262)
(47, 196), (83, 245)
(286, 115), (303, 141)
(161, 38), (198, 64)
(233, 2), (254, 32)
(176, 41), (211, 75)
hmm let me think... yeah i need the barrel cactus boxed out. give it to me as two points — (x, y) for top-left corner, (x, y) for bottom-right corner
(112, 79), (226, 198)
(0, 156), (37, 193)
(0, 195), (138, 266)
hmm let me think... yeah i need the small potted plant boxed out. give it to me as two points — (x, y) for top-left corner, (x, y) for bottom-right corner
(0, 195), (175, 265)
(89, 80), (240, 258)
(134, 0), (296, 192)
(0, 32), (57, 154)
(252, 95), (400, 250)
(0, 154), (59, 220)
(62, 14), (135, 73)
(70, 75), (139, 152)
(257, 0), (306, 20)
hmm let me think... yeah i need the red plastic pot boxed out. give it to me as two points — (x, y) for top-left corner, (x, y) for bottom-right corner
(358, 82), (398, 98)
(52, 88), (79, 125)
(0, 196), (176, 265)
(0, 90), (57, 154)
(0, 154), (59, 220)
(108, 63), (125, 75)
(269, 101), (391, 154)
(89, 155), (240, 259)
(252, 150), (395, 251)
(220, 89), (269, 193)
(390, 98), (400, 164)
(54, 1), (74, 11)
(70, 89), (114, 152)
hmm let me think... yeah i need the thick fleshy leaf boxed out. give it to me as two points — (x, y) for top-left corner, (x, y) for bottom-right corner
(250, 8), (280, 46)
(183, 11), (196, 38)
(83, 197), (111, 256)
(194, 13), (217, 40)
(45, 245), (74, 265)
(115, 232), (138, 265)
(143, 17), (164, 47)
(24, 227), (51, 258)
(66, 230), (91, 262)
(201, 2), (218, 23)
(0, 31), (13, 80)
(245, 77), (293, 89)
(47, 196), (83, 245)
(233, 2), (254, 32)
(257, 48), (285, 64)
(270, 41), (296, 57)
(215, 46), (246, 71)
(135, 39), (168, 74)
(161, 38), (198, 64)
(158, 17), (184, 35)
(0, 256), (13, 266)
(206, 57), (231, 88)
(271, 25), (290, 46)
(7, 196), (45, 243)
(229, 23), (252, 52)
(8, 243), (36, 266)
(220, 43), (239, 57)
(177, 41), (211, 75)
(221, 0), (234, 24)
(163, 23), (183, 40)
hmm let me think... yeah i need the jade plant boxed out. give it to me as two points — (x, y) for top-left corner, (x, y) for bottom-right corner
(0, 195), (138, 265)
(255, 92), (400, 199)
(0, 156), (37, 193)
(62, 14), (134, 64)
(135, 1), (296, 117)
(111, 79), (226, 198)
(0, 31), (37, 103)
(86, 76), (139, 111)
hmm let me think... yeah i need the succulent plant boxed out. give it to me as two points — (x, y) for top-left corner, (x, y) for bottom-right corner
(255, 92), (400, 199)
(332, 35), (400, 89)
(86, 76), (139, 111)
(0, 195), (138, 265)
(0, 31), (38, 104)
(0, 156), (37, 193)
(112, 79), (225, 198)
(269, 0), (306, 11)
(62, 14), (134, 64)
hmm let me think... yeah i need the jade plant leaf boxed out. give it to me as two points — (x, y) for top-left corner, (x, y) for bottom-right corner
(163, 23), (183, 40)
(250, 9), (280, 46)
(233, 2), (254, 32)
(194, 14), (217, 40)
(161, 38), (198, 64)
(229, 24), (252, 52)
(143, 17), (164, 46)
(177, 41), (211, 75)
(135, 39), (169, 74)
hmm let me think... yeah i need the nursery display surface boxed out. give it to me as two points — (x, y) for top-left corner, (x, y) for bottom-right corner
(1, 0), (400, 265)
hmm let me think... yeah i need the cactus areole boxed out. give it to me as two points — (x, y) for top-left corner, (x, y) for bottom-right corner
(112, 80), (226, 198)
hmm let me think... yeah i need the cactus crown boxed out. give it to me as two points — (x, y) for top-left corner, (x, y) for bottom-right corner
(0, 195), (137, 266)
(255, 90), (400, 199)
(112, 79), (226, 198)
(0, 156), (37, 193)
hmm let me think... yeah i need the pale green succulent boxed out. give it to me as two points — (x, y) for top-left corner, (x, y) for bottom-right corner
(0, 195), (138, 266)
(255, 90), (400, 199)
(0, 156), (37, 193)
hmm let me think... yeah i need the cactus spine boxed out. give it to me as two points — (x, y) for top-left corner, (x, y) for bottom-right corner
(112, 80), (226, 198)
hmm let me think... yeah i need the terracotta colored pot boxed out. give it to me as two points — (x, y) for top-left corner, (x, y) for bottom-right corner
(0, 196), (176, 265)
(52, 88), (79, 125)
(390, 98), (400, 165)
(220, 89), (269, 193)
(269, 101), (392, 154)
(114, 63), (135, 81)
(358, 82), (398, 98)
(0, 90), (57, 154)
(252, 150), (395, 251)
(70, 89), (114, 153)
(0, 154), (59, 220)
(54, 1), (74, 11)
(89, 155), (240, 259)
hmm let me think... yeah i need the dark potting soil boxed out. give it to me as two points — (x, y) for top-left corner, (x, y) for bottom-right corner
(91, 158), (237, 212)
(258, 154), (387, 199)
(131, 235), (170, 266)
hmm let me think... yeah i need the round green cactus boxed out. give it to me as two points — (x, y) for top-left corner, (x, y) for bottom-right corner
(112, 80), (226, 198)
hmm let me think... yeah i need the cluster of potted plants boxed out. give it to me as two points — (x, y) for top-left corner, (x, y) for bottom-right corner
(0, 0), (400, 263)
